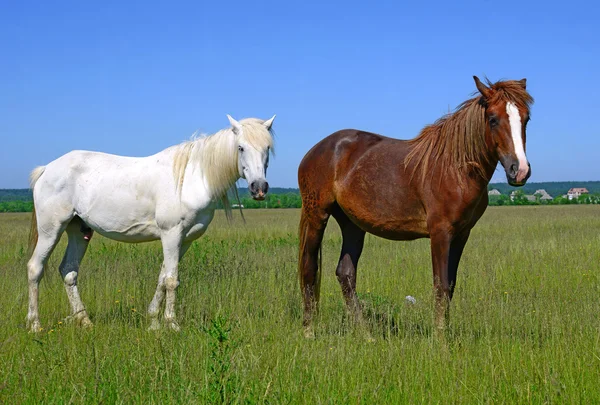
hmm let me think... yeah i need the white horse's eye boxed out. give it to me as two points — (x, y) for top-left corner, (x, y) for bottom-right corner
(238, 146), (244, 152)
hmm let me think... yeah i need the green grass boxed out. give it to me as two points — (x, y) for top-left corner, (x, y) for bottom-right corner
(1, 206), (599, 403)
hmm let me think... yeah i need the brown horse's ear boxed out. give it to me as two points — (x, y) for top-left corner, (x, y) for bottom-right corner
(518, 78), (527, 89)
(473, 76), (491, 98)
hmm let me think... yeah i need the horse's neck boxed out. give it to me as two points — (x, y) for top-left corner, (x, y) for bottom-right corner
(480, 132), (501, 183)
(440, 128), (499, 193)
(179, 131), (240, 203)
(467, 135), (499, 194)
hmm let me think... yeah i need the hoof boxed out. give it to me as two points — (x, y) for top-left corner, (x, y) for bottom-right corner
(27, 321), (42, 333)
(435, 321), (448, 335)
(79, 317), (93, 329)
(357, 325), (375, 343)
(166, 320), (181, 332)
(303, 326), (315, 339)
(68, 311), (93, 328)
(148, 319), (161, 331)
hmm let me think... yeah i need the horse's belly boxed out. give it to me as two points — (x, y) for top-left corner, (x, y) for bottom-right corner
(86, 218), (161, 243)
(348, 212), (429, 241)
(360, 221), (429, 240)
(74, 186), (163, 242)
(336, 185), (429, 240)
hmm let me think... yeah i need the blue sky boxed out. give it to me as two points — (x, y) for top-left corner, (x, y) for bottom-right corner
(1, 0), (598, 188)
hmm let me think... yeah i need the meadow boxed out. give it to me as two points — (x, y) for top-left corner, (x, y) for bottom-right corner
(0, 206), (599, 403)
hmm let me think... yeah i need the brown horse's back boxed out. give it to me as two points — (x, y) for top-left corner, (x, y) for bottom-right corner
(298, 129), (428, 240)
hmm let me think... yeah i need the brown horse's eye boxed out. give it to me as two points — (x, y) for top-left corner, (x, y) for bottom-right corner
(489, 116), (499, 127)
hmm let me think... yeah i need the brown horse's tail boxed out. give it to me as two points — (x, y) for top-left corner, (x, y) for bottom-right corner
(298, 208), (322, 303)
(28, 166), (45, 254)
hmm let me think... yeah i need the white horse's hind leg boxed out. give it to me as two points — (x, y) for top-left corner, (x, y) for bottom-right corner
(27, 223), (66, 332)
(59, 220), (92, 327)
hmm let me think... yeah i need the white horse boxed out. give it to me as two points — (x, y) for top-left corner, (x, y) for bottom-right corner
(26, 115), (275, 332)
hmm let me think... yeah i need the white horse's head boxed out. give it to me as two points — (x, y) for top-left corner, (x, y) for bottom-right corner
(227, 115), (275, 201)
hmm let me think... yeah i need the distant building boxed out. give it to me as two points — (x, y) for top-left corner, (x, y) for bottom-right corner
(232, 204), (244, 208)
(488, 189), (501, 196)
(510, 189), (552, 203)
(567, 188), (589, 200)
(534, 189), (553, 201)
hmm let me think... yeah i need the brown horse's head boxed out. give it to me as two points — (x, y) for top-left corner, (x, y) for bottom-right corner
(474, 76), (533, 186)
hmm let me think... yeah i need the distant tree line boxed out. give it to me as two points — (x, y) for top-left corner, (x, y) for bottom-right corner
(3, 183), (600, 212)
(232, 187), (302, 208)
(214, 192), (302, 209)
(238, 192), (302, 209)
(0, 193), (302, 213)
(0, 189), (32, 202)
(0, 200), (34, 212)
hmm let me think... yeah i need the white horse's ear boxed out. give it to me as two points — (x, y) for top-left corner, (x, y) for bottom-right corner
(263, 115), (276, 130)
(227, 114), (242, 135)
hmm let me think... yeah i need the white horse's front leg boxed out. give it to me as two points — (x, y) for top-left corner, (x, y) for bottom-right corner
(147, 262), (168, 331)
(148, 232), (189, 331)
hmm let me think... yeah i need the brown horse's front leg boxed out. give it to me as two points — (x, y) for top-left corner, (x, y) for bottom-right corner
(448, 231), (471, 301)
(429, 229), (453, 331)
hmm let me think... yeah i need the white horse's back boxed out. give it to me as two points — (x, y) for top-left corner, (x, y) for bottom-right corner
(32, 150), (177, 242)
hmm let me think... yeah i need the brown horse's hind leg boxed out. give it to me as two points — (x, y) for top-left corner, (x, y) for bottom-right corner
(298, 207), (328, 338)
(333, 209), (366, 317)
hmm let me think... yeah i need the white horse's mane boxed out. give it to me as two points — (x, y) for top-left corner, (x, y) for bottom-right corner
(172, 118), (274, 208)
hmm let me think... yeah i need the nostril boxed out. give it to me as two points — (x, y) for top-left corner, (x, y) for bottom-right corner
(250, 181), (257, 192)
(263, 182), (269, 194)
(510, 163), (518, 176)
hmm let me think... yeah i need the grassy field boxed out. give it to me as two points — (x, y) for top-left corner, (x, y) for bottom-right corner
(1, 206), (599, 403)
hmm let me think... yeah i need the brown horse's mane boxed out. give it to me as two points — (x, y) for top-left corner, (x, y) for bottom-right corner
(405, 79), (534, 185)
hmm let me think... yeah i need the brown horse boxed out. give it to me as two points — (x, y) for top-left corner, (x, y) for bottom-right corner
(298, 76), (534, 337)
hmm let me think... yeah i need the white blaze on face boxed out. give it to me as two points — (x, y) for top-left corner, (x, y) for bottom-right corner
(506, 102), (529, 182)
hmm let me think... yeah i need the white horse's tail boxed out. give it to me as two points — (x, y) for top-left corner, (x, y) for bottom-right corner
(28, 166), (45, 254)
(29, 166), (45, 189)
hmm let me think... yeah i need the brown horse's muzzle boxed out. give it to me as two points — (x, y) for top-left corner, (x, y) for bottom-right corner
(502, 157), (531, 187)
